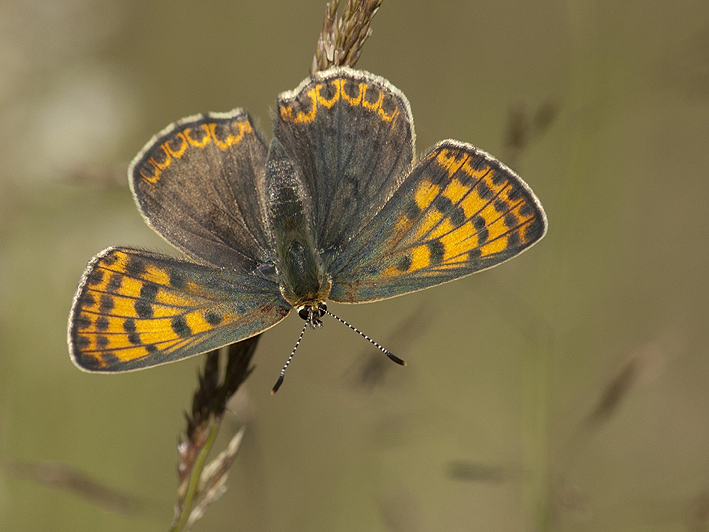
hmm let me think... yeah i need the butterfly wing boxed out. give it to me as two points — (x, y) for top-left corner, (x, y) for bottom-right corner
(272, 68), (415, 255)
(68, 247), (290, 372)
(130, 110), (273, 272)
(328, 141), (547, 302)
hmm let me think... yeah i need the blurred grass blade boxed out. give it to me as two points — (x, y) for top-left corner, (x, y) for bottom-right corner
(6, 461), (143, 515)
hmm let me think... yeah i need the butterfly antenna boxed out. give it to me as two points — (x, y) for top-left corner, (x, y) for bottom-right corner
(325, 310), (407, 366)
(271, 320), (309, 394)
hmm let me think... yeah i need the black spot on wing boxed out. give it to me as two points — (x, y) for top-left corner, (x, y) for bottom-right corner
(432, 195), (466, 226)
(127, 333), (141, 345)
(504, 212), (519, 228)
(507, 186), (523, 201)
(427, 240), (445, 264)
(135, 300), (153, 319)
(397, 255), (412, 272)
(76, 352), (101, 370)
(99, 295), (114, 313)
(101, 252), (118, 266)
(126, 255), (146, 277)
(432, 195), (452, 215)
(106, 274), (122, 292)
(123, 318), (140, 345)
(473, 216), (489, 243)
(171, 316), (191, 337)
(140, 282), (158, 301)
(405, 199), (421, 220)
(87, 269), (104, 286)
(490, 169), (506, 186)
(449, 204), (466, 226)
(524, 218), (546, 242)
(74, 314), (91, 329)
(101, 353), (120, 366)
(507, 232), (520, 248)
(519, 203), (534, 217)
(205, 310), (223, 326)
(75, 335), (90, 350)
(477, 180), (493, 199)
(169, 270), (186, 290)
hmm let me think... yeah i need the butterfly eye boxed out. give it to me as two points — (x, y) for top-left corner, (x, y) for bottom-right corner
(316, 302), (327, 318)
(297, 306), (310, 320)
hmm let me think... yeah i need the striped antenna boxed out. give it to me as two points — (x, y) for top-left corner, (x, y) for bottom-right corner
(325, 309), (407, 366)
(271, 306), (407, 394)
(271, 320), (309, 394)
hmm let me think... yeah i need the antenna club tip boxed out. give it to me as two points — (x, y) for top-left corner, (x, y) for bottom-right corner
(386, 352), (407, 366)
(271, 375), (284, 394)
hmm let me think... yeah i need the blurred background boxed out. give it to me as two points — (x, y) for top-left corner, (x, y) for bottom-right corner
(1, 0), (708, 530)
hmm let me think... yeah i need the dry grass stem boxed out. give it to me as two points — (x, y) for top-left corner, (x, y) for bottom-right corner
(172, 338), (258, 532)
(311, 0), (383, 73)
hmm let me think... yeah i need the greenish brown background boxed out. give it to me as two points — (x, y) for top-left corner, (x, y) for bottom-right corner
(2, 0), (708, 530)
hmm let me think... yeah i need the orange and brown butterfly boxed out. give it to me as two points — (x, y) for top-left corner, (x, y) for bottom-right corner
(68, 67), (547, 377)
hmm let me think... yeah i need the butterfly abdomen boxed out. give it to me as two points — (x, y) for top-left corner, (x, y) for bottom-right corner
(266, 138), (331, 308)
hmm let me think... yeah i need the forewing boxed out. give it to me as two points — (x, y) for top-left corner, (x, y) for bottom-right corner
(328, 141), (547, 302)
(272, 67), (414, 253)
(68, 247), (290, 372)
(130, 110), (272, 271)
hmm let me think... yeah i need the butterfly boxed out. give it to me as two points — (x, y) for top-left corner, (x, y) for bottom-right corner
(68, 67), (547, 389)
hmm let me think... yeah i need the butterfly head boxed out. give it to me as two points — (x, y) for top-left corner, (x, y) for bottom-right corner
(271, 299), (404, 394)
(297, 301), (327, 328)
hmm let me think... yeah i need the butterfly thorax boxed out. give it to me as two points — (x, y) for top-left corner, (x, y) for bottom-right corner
(266, 138), (331, 310)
